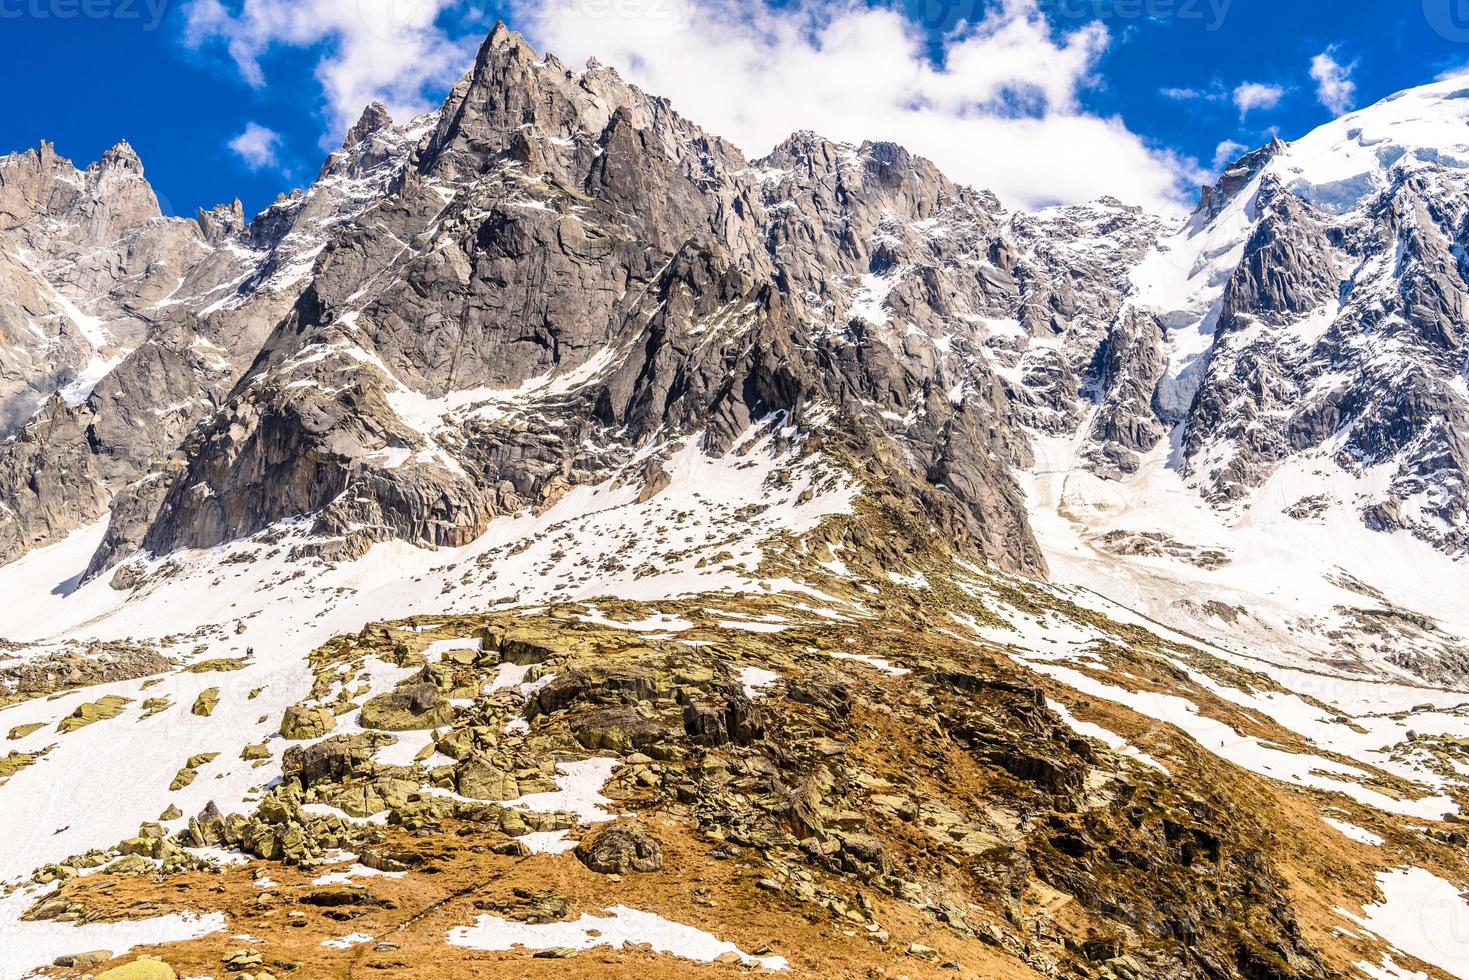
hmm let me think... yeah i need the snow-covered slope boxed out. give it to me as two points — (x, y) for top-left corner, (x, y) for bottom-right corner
(1011, 74), (1469, 686)
(1273, 74), (1469, 212)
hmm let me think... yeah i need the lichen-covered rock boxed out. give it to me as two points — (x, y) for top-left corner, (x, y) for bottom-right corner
(54, 950), (112, 968)
(282, 734), (381, 786)
(280, 703), (335, 740)
(457, 755), (520, 801)
(57, 695), (131, 732)
(575, 823), (664, 874)
(97, 956), (177, 980)
(320, 776), (419, 817)
(360, 682), (455, 731)
(190, 687), (219, 717)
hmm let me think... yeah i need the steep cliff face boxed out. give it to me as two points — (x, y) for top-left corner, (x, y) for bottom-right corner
(0, 140), (194, 436)
(91, 26), (1067, 579)
(0, 110), (438, 566)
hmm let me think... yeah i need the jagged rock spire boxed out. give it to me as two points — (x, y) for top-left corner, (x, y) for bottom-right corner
(344, 102), (394, 149)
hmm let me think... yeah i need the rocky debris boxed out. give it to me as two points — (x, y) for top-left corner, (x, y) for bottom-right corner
(182, 786), (376, 865)
(575, 822), (664, 874)
(0, 644), (167, 698)
(35, 599), (1354, 979)
(170, 752), (219, 790)
(0, 746), (49, 783)
(221, 948), (263, 971)
(360, 846), (420, 873)
(183, 657), (247, 673)
(53, 950), (112, 967)
(637, 461), (672, 503)
(906, 942), (941, 963)
(1092, 530), (1231, 569)
(140, 696), (171, 719)
(532, 947), (579, 959)
(475, 887), (571, 923)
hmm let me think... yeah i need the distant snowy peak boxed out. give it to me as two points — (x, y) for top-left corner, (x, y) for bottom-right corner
(1266, 74), (1469, 214)
(1104, 74), (1469, 566)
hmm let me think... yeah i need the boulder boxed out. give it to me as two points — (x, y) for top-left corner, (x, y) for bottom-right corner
(575, 823), (664, 874)
(191, 687), (220, 717)
(457, 755), (520, 801)
(360, 682), (455, 731)
(282, 734), (377, 785)
(281, 704), (335, 739)
(221, 948), (263, 971)
(57, 695), (131, 733)
(54, 951), (112, 968)
(97, 956), (177, 980)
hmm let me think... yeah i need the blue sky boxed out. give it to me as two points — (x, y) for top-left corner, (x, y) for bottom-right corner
(2, 0), (1464, 218)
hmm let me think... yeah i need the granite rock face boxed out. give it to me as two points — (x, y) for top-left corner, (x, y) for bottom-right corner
(4, 23), (1468, 586)
(0, 111), (437, 567)
(77, 26), (1079, 578)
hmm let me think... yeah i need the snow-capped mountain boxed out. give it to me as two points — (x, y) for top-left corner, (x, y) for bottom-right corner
(1, 23), (1469, 980)
(1017, 76), (1469, 686)
(1154, 77), (1469, 556)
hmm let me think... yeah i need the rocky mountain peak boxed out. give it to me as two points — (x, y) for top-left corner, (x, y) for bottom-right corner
(1194, 137), (1286, 221)
(343, 101), (394, 149)
(94, 139), (144, 174)
(195, 198), (245, 243)
(3, 23), (1468, 666)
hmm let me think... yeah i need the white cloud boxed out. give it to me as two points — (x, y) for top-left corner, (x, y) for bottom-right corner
(1212, 139), (1247, 170)
(183, 0), (475, 137)
(180, 0), (1201, 214)
(228, 122), (283, 170)
(1161, 82), (1225, 103)
(1310, 48), (1356, 116)
(516, 0), (1201, 214)
(1232, 82), (1283, 118)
